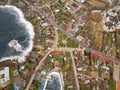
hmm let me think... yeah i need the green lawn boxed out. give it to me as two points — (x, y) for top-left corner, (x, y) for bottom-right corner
(9, 66), (18, 83)
(67, 38), (78, 48)
(57, 30), (78, 48)
(107, 33), (112, 47)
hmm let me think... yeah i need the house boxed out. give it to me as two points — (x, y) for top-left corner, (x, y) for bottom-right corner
(77, 67), (83, 71)
(101, 66), (110, 70)
(67, 85), (74, 90)
(40, 80), (45, 90)
(60, 0), (67, 3)
(71, 3), (78, 9)
(14, 83), (20, 90)
(55, 9), (60, 13)
(0, 67), (9, 84)
(84, 79), (90, 84)
(41, 23), (48, 27)
(66, 6), (71, 10)
(63, 56), (67, 61)
(76, 60), (80, 67)
(76, 35), (83, 42)
(90, 52), (99, 58)
(75, 0), (86, 3)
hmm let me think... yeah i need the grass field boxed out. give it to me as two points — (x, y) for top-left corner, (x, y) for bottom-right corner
(57, 30), (78, 48)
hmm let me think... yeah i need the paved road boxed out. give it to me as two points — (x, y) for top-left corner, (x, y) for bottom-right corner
(70, 51), (80, 90)
(54, 29), (59, 48)
(54, 47), (83, 52)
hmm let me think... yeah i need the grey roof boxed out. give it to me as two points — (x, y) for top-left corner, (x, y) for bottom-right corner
(45, 73), (61, 90)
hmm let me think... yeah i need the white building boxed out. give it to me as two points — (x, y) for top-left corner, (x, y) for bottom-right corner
(60, 0), (67, 2)
(41, 23), (48, 27)
(0, 67), (9, 84)
(43, 72), (64, 90)
(77, 67), (83, 71)
(75, 0), (86, 3)
(76, 35), (83, 42)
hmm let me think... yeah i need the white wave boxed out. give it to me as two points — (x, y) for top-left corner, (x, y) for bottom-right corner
(0, 5), (35, 63)
(8, 39), (22, 52)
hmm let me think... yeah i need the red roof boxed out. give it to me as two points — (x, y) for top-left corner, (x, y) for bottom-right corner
(101, 57), (114, 63)
(90, 52), (99, 58)
(77, 51), (83, 56)
(64, 27), (70, 31)
(72, 3), (78, 9)
(116, 82), (120, 90)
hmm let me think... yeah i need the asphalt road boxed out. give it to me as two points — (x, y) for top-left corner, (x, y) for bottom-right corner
(70, 51), (80, 90)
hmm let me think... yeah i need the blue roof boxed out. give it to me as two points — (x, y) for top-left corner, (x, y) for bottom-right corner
(40, 80), (45, 90)
(14, 83), (20, 90)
